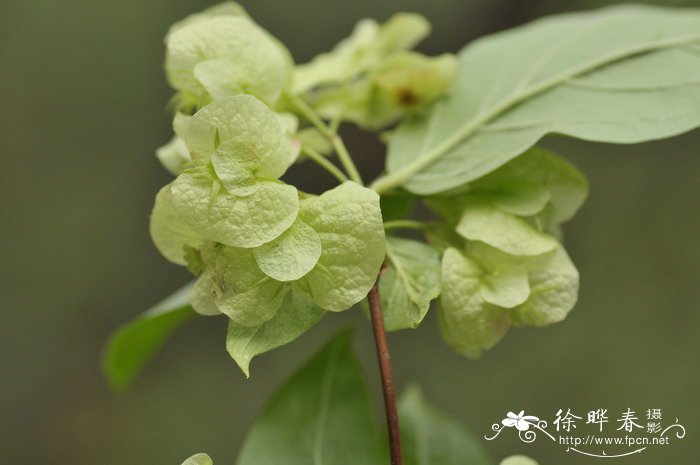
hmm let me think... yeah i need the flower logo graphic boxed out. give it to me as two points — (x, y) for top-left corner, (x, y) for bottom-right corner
(502, 411), (540, 431)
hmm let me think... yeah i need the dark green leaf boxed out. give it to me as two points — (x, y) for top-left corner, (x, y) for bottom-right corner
(399, 386), (494, 465)
(236, 330), (383, 465)
(102, 283), (196, 390)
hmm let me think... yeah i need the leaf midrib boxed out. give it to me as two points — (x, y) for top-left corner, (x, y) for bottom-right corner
(372, 33), (700, 193)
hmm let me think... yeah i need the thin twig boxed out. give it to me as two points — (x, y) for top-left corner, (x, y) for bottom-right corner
(368, 264), (403, 465)
(330, 135), (364, 185)
(301, 146), (349, 183)
(287, 93), (364, 185)
(383, 220), (430, 231)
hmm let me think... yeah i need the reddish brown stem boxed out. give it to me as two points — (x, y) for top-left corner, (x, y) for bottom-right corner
(368, 267), (404, 465)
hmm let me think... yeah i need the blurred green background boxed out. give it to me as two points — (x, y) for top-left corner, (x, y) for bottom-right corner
(1, 0), (699, 464)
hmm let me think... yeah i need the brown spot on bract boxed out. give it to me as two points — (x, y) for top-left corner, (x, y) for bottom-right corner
(396, 87), (418, 106)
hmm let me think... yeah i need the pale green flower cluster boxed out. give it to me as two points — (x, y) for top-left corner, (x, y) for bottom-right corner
(151, 3), (396, 338)
(293, 13), (458, 129)
(427, 147), (588, 356)
(151, 94), (385, 326)
(150, 2), (586, 366)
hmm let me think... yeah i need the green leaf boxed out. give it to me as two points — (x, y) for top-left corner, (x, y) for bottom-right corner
(439, 248), (510, 358)
(226, 288), (325, 377)
(236, 331), (383, 465)
(102, 283), (196, 390)
(297, 182), (385, 311)
(254, 220), (322, 282)
(381, 237), (441, 331)
(379, 4), (700, 194)
(500, 456), (539, 465)
(149, 184), (203, 266)
(181, 453), (214, 465)
(455, 199), (558, 256)
(166, 15), (291, 107)
(171, 173), (299, 248)
(399, 386), (494, 465)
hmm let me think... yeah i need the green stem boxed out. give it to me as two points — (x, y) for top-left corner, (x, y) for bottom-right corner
(331, 136), (363, 185)
(383, 220), (430, 231)
(301, 146), (349, 183)
(288, 93), (364, 185)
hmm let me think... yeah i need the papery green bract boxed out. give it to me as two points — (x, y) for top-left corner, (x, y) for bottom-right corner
(185, 95), (293, 191)
(455, 199), (558, 256)
(156, 112), (193, 175)
(168, 95), (302, 248)
(166, 2), (249, 38)
(427, 147), (587, 226)
(399, 386), (494, 465)
(296, 182), (385, 311)
(166, 13), (291, 109)
(480, 266), (529, 309)
(381, 237), (441, 331)
(500, 456), (539, 465)
(156, 136), (190, 176)
(235, 331), (383, 465)
(439, 247), (510, 357)
(470, 147), (588, 224)
(171, 173), (299, 248)
(313, 51), (458, 129)
(191, 245), (288, 326)
(181, 453), (214, 465)
(149, 184), (202, 265)
(509, 246), (579, 326)
(379, 4), (700, 194)
(254, 220), (322, 282)
(439, 243), (579, 356)
(226, 288), (325, 377)
(275, 112), (302, 165)
(190, 272), (222, 316)
(292, 13), (430, 93)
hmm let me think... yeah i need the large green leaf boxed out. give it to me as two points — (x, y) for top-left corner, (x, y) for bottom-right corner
(381, 237), (441, 331)
(226, 289), (325, 377)
(103, 283), (197, 390)
(377, 4), (700, 194)
(399, 386), (494, 465)
(236, 331), (383, 465)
